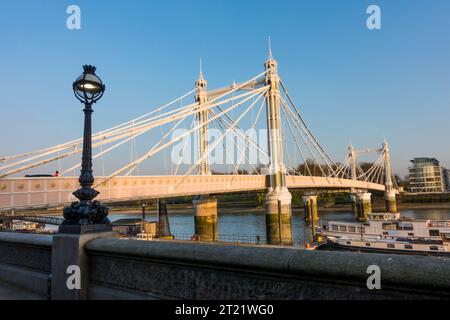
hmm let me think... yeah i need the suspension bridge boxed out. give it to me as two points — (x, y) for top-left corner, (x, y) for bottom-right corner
(0, 49), (398, 244)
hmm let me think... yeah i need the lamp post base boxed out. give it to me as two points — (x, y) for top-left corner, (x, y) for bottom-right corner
(59, 223), (112, 235)
(62, 191), (110, 228)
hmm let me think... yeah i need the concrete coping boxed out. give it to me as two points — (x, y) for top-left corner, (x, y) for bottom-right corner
(86, 238), (450, 294)
(0, 232), (53, 248)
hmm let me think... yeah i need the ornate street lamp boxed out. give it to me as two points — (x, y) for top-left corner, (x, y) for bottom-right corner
(62, 65), (110, 229)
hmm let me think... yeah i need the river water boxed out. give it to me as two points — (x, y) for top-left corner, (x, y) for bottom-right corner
(106, 207), (450, 246)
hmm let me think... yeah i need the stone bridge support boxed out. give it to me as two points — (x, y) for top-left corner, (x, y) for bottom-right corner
(192, 62), (218, 242)
(193, 195), (218, 242)
(383, 141), (398, 213)
(303, 195), (319, 223)
(157, 199), (171, 237)
(352, 192), (372, 221)
(385, 190), (397, 214)
(263, 49), (293, 245)
(265, 190), (293, 245)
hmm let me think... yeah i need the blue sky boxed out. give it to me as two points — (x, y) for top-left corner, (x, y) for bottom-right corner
(0, 0), (449, 177)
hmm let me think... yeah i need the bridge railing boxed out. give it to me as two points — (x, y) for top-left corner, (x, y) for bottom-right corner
(0, 175), (386, 211)
(0, 232), (449, 299)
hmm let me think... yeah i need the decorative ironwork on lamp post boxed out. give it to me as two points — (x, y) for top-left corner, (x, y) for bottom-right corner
(62, 65), (110, 226)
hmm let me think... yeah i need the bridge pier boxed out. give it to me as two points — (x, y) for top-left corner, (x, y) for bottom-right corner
(303, 195), (319, 223)
(265, 189), (293, 245)
(382, 141), (398, 213)
(385, 190), (398, 213)
(193, 195), (218, 242)
(157, 199), (171, 237)
(353, 192), (372, 221)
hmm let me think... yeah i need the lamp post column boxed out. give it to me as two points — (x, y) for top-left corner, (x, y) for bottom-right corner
(52, 65), (115, 300)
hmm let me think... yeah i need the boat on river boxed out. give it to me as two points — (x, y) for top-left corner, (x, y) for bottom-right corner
(318, 212), (450, 256)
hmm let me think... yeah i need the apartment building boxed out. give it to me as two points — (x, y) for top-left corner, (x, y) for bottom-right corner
(408, 157), (445, 193)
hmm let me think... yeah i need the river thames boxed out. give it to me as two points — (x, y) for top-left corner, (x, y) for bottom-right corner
(104, 207), (450, 246)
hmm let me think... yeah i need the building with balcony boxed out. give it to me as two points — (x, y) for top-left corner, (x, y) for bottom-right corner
(444, 169), (450, 191)
(408, 157), (445, 193)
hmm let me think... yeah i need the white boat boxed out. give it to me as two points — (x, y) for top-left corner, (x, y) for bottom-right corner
(134, 232), (154, 241)
(319, 212), (450, 256)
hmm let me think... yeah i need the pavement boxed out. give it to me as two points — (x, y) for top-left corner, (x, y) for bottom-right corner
(0, 280), (46, 300)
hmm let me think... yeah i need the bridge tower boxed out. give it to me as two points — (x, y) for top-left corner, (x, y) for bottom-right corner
(192, 62), (218, 242)
(264, 48), (293, 245)
(348, 145), (372, 221)
(348, 145), (359, 217)
(349, 145), (357, 182)
(383, 140), (398, 213)
(195, 61), (210, 176)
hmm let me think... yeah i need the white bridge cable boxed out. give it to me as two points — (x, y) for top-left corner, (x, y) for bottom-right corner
(281, 96), (338, 176)
(1, 85), (266, 178)
(280, 98), (329, 178)
(125, 121), (138, 176)
(0, 88), (198, 164)
(0, 121), (165, 179)
(172, 92), (266, 192)
(93, 86), (269, 187)
(211, 116), (261, 176)
(149, 86), (270, 179)
(123, 113), (188, 176)
(333, 156), (351, 179)
(280, 103), (302, 176)
(235, 94), (266, 175)
(0, 70), (271, 180)
(375, 161), (385, 184)
(170, 71), (269, 177)
(211, 95), (298, 177)
(280, 101), (312, 176)
(104, 87), (267, 186)
(280, 80), (338, 170)
(356, 152), (385, 181)
(208, 95), (265, 177)
(356, 164), (365, 178)
(0, 81), (252, 172)
(103, 87), (268, 141)
(211, 92), (266, 176)
(366, 159), (384, 184)
(61, 124), (155, 175)
(208, 119), (241, 175)
(211, 100), (271, 167)
(102, 70), (269, 140)
(212, 108), (271, 172)
(173, 116), (195, 176)
(0, 101), (199, 173)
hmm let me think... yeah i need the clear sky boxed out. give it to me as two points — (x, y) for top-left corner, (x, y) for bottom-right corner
(1, 0), (449, 177)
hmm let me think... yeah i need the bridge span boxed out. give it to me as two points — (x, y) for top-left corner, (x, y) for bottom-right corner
(0, 51), (399, 244)
(0, 175), (385, 210)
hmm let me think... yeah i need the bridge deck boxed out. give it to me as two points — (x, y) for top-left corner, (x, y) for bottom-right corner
(0, 175), (385, 210)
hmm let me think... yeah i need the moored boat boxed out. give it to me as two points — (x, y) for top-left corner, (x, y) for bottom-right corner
(318, 212), (450, 256)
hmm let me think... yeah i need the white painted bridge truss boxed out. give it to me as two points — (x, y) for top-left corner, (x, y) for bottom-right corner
(0, 56), (397, 210)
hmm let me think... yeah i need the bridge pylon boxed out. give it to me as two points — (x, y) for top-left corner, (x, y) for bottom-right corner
(353, 192), (372, 221)
(383, 140), (398, 213)
(348, 144), (366, 220)
(195, 60), (211, 176)
(263, 48), (293, 245)
(303, 195), (319, 224)
(192, 62), (218, 241)
(348, 145), (357, 182)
